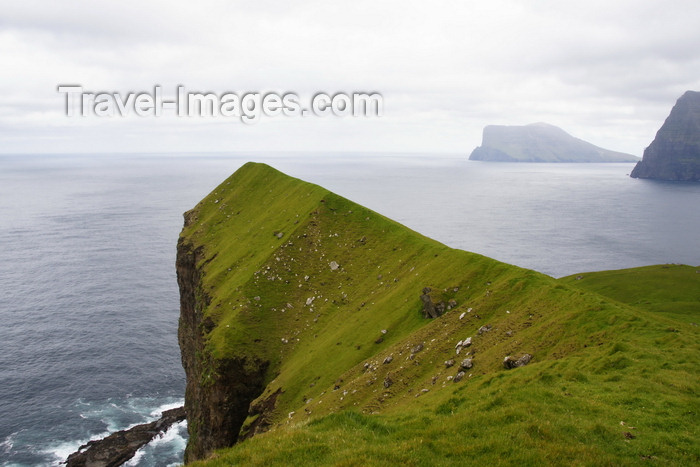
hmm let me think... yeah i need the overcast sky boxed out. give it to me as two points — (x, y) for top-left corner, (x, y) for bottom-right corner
(1, 0), (699, 156)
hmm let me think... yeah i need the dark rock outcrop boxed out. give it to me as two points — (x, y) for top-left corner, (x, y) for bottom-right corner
(177, 222), (269, 463)
(65, 407), (186, 467)
(469, 123), (638, 162)
(630, 91), (700, 181)
(503, 353), (533, 369)
(420, 287), (446, 319)
(383, 375), (393, 388)
(240, 388), (282, 440)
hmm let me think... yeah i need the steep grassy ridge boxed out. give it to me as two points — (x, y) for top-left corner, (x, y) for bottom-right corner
(179, 163), (699, 465)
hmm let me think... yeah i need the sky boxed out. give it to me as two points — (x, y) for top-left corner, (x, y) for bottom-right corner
(1, 0), (699, 156)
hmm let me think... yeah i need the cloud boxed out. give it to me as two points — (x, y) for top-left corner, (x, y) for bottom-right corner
(1, 0), (699, 155)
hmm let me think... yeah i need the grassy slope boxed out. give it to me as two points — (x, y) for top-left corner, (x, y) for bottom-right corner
(183, 163), (699, 466)
(560, 265), (700, 323)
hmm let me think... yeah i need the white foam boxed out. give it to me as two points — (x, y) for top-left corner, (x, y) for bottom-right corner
(123, 420), (188, 467)
(1, 433), (15, 453)
(123, 446), (146, 466)
(42, 431), (110, 466)
(40, 396), (186, 466)
(149, 398), (185, 418)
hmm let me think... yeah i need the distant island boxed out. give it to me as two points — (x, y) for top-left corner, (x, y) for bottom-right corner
(630, 90), (700, 181)
(469, 122), (639, 162)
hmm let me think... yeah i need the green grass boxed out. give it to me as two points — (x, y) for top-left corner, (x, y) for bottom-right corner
(194, 347), (699, 465)
(180, 162), (699, 465)
(560, 264), (700, 323)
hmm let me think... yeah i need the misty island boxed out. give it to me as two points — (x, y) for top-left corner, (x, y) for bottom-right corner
(170, 162), (698, 465)
(468, 122), (639, 162)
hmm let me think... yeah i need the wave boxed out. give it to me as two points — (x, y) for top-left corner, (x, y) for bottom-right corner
(0, 395), (186, 467)
(124, 420), (188, 467)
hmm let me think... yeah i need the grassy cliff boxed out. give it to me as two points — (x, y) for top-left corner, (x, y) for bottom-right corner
(178, 162), (699, 465)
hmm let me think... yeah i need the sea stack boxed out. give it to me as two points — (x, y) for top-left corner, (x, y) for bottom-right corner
(469, 122), (638, 162)
(630, 91), (700, 181)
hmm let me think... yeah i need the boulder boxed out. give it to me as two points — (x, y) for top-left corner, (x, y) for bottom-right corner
(503, 353), (533, 369)
(383, 375), (393, 388)
(460, 358), (473, 370)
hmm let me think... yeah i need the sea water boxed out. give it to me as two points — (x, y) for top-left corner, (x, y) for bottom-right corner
(1, 153), (698, 466)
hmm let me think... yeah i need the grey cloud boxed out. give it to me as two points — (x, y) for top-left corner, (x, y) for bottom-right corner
(0, 0), (699, 155)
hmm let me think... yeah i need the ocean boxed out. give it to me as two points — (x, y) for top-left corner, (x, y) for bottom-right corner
(1, 153), (698, 466)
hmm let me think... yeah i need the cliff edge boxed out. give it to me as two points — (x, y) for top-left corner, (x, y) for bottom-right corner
(630, 90), (700, 181)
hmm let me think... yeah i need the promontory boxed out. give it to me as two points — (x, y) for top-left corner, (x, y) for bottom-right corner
(175, 162), (698, 465)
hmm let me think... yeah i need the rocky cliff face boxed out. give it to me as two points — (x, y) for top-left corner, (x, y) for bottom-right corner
(176, 213), (268, 463)
(469, 122), (638, 162)
(174, 163), (338, 463)
(630, 91), (700, 181)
